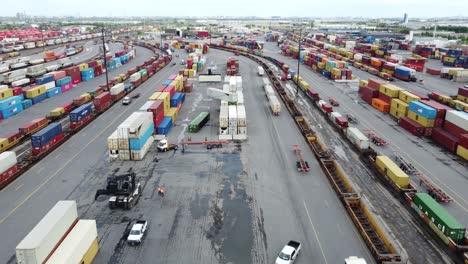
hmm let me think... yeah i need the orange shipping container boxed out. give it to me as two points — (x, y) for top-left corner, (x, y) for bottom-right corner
(371, 58), (382, 68)
(372, 98), (390, 113)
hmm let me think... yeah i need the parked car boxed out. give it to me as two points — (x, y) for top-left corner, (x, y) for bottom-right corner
(127, 220), (147, 245)
(122, 96), (131, 105)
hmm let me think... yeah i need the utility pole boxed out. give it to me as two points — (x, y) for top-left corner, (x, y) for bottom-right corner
(101, 26), (110, 90)
(296, 27), (302, 95)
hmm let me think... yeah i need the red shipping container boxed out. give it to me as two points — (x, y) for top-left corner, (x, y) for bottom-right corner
(184, 83), (193, 93)
(443, 121), (465, 137)
(88, 61), (98, 68)
(431, 128), (459, 153)
(424, 128), (433, 137)
(335, 116), (348, 128)
(61, 103), (73, 113)
(0, 164), (19, 189)
(183, 77), (188, 86)
(19, 117), (48, 135)
(399, 117), (425, 137)
(70, 114), (93, 130)
(426, 68), (441, 75)
(32, 133), (64, 156)
(12, 87), (23, 96)
(306, 88), (319, 100)
(458, 87), (468, 97)
(177, 102), (182, 112)
(93, 92), (111, 112)
(128, 67), (137, 75)
(153, 111), (164, 127)
(378, 93), (392, 104)
(164, 85), (175, 97)
(459, 134), (468, 149)
(408, 91), (429, 101)
(4, 131), (22, 143)
(148, 100), (164, 115)
(321, 103), (333, 113)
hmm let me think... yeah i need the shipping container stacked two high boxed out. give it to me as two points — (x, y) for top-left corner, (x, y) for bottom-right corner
(108, 74), (188, 160)
(358, 79), (468, 160)
(0, 48), (136, 121)
(219, 76), (247, 140)
(15, 200), (99, 264)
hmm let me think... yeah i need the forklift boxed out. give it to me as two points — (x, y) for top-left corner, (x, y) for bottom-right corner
(95, 172), (141, 210)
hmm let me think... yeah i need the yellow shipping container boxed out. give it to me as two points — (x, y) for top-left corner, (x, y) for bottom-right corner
(359, 80), (368, 88)
(119, 73), (127, 81)
(80, 239), (99, 264)
(390, 107), (406, 120)
(407, 110), (435, 127)
(188, 69), (195, 78)
(158, 92), (170, 114)
(382, 69), (394, 75)
(380, 84), (403, 98)
(317, 62), (324, 69)
(452, 100), (468, 111)
(80, 93), (92, 102)
(300, 81), (310, 90)
(456, 94), (468, 103)
(149, 92), (161, 101)
(50, 107), (65, 117)
(375, 156), (410, 188)
(0, 138), (8, 150)
(456, 145), (468, 160)
(184, 69), (189, 77)
(78, 63), (88, 71)
(165, 107), (178, 123)
(25, 85), (46, 99)
(0, 87), (13, 100)
(398, 90), (420, 104)
(390, 98), (409, 113)
(191, 63), (197, 71)
(331, 68), (341, 76)
(96, 60), (102, 66)
(448, 69), (462, 75)
(375, 50), (385, 56)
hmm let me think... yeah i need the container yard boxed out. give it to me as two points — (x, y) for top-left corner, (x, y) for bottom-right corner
(0, 7), (467, 264)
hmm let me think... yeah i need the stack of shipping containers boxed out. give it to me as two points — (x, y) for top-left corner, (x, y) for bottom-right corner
(218, 76), (247, 140)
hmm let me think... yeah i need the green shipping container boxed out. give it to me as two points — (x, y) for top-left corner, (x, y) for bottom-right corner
(413, 193), (466, 243)
(139, 69), (147, 77)
(188, 112), (210, 133)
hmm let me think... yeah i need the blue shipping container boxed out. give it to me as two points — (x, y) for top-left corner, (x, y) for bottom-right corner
(17, 94), (24, 101)
(69, 103), (93, 122)
(0, 95), (22, 110)
(81, 68), (94, 76)
(31, 123), (62, 148)
(129, 123), (155, 150)
(46, 87), (62, 98)
(157, 117), (173, 135)
(124, 83), (134, 91)
(56, 76), (72, 87)
(395, 67), (410, 76)
(409, 101), (437, 119)
(162, 80), (172, 86)
(31, 93), (47, 105)
(0, 103), (23, 119)
(180, 93), (186, 103)
(21, 99), (32, 109)
(35, 75), (55, 85)
(82, 74), (95, 82)
(108, 64), (115, 71)
(170, 93), (183, 107)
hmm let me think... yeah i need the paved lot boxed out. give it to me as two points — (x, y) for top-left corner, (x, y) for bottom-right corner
(0, 47), (375, 264)
(0, 43), (149, 136)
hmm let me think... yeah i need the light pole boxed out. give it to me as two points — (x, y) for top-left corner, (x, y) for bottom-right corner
(296, 27), (302, 95)
(101, 26), (110, 90)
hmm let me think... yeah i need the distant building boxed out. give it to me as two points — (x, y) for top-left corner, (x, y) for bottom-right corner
(403, 13), (408, 25)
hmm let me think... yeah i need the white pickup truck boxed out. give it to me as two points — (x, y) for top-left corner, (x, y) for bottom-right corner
(275, 240), (301, 264)
(127, 220), (147, 245)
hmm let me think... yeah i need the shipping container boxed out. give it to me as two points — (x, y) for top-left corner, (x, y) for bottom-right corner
(31, 123), (62, 148)
(237, 105), (246, 127)
(409, 101), (437, 119)
(16, 201), (78, 264)
(456, 145), (468, 160)
(399, 117), (425, 137)
(407, 110), (435, 128)
(219, 104), (229, 128)
(413, 193), (466, 243)
(431, 128), (459, 153)
(129, 123), (154, 150)
(0, 151), (17, 175)
(69, 103), (93, 122)
(367, 79), (387, 90)
(157, 117), (173, 135)
(46, 220), (98, 264)
(189, 112), (210, 133)
(130, 135), (154, 160)
(371, 98), (390, 113)
(399, 90), (420, 104)
(170, 93), (183, 107)
(346, 127), (369, 150)
(379, 84), (403, 98)
(19, 118), (49, 135)
(93, 92), (111, 112)
(375, 156), (410, 188)
(445, 110), (468, 132)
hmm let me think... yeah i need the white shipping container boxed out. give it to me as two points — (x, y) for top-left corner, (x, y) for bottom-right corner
(264, 85), (275, 97)
(45, 64), (60, 72)
(127, 112), (153, 139)
(346, 127), (370, 150)
(353, 54), (362, 61)
(30, 58), (44, 65)
(129, 72), (141, 82)
(131, 136), (154, 160)
(268, 95), (281, 114)
(0, 151), (17, 175)
(441, 67), (463, 74)
(138, 101), (154, 112)
(107, 130), (119, 150)
(43, 81), (55, 90)
(445, 110), (468, 131)
(47, 220), (98, 264)
(228, 105), (237, 127)
(223, 76), (231, 83)
(229, 78), (236, 92)
(454, 75), (468, 83)
(16, 201), (78, 264)
(118, 138), (129, 150)
(330, 112), (342, 119)
(236, 76), (242, 90)
(258, 66), (264, 76)
(262, 77), (270, 86)
(223, 84), (230, 93)
(110, 83), (124, 95)
(117, 112), (147, 138)
(345, 41), (356, 50)
(118, 150), (131, 160)
(236, 91), (244, 105)
(228, 125), (237, 135)
(238, 126), (247, 135)
(237, 105), (246, 127)
(11, 78), (30, 87)
(219, 104), (229, 128)
(221, 100), (228, 106)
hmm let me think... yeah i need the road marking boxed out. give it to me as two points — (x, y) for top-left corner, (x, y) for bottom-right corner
(324, 199), (330, 208)
(37, 166), (44, 173)
(0, 97), (141, 225)
(303, 201), (329, 264)
(15, 184), (24, 191)
(82, 132), (87, 137)
(337, 223), (343, 234)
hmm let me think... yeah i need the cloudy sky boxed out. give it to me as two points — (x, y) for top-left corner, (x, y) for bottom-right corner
(2, 0), (467, 18)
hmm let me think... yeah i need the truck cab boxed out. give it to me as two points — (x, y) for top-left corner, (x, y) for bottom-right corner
(345, 256), (367, 264)
(157, 139), (178, 152)
(275, 240), (301, 264)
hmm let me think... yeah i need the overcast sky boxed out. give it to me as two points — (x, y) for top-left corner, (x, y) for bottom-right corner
(2, 0), (467, 18)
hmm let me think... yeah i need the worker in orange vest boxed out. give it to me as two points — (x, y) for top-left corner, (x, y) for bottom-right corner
(158, 187), (165, 197)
